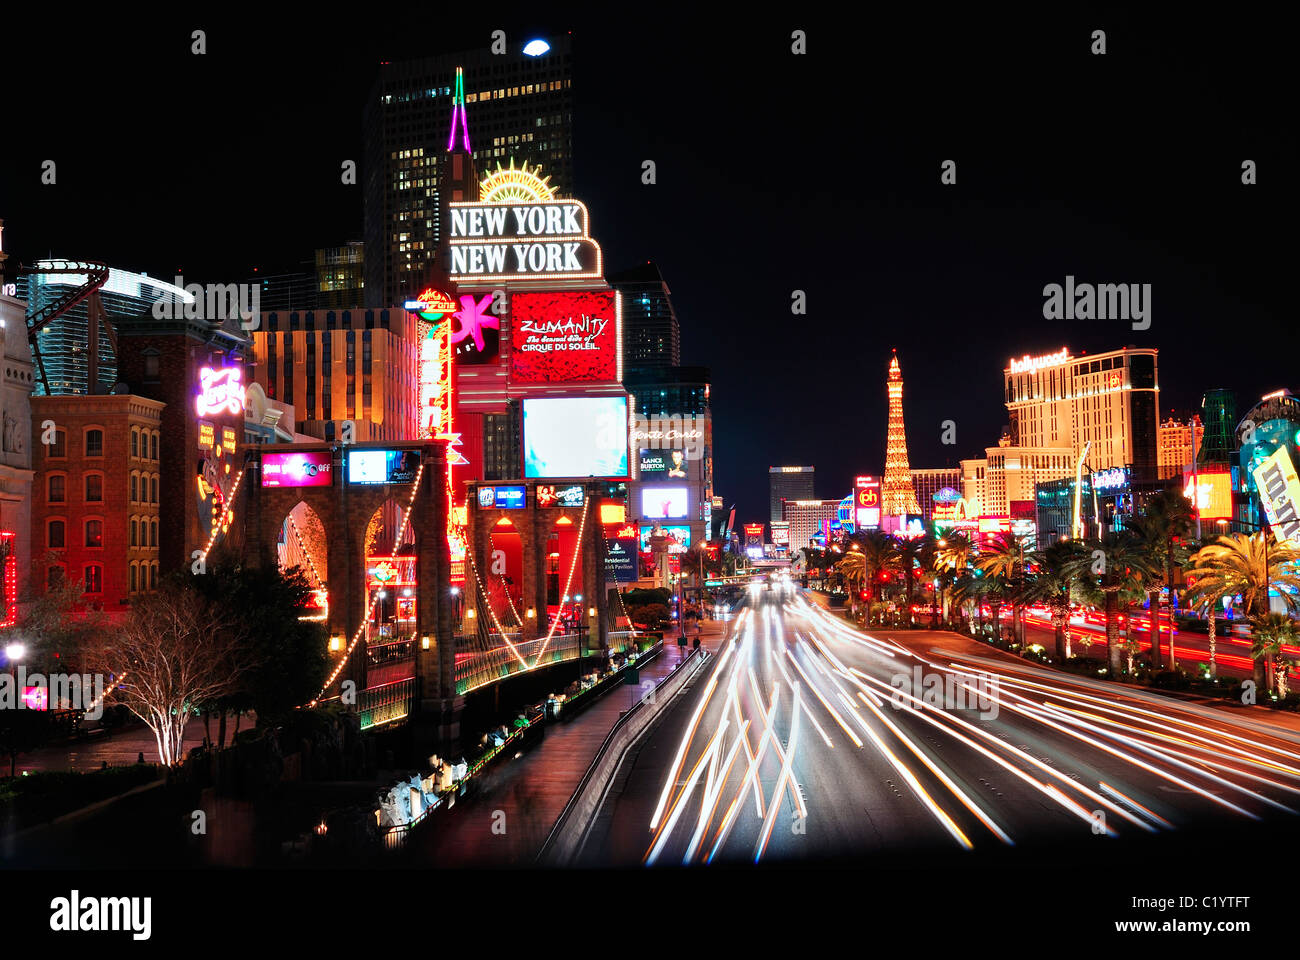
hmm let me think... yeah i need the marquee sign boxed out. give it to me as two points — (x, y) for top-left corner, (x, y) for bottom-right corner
(1007, 347), (1071, 375)
(403, 287), (458, 319)
(448, 200), (602, 282)
(509, 290), (620, 383)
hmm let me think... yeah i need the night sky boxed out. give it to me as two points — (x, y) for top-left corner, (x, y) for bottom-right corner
(1, 9), (1293, 525)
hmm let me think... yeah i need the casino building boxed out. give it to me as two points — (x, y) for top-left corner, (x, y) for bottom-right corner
(1004, 345), (1161, 479)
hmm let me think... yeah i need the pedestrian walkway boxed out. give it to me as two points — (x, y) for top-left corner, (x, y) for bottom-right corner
(408, 619), (732, 866)
(12, 715), (229, 773)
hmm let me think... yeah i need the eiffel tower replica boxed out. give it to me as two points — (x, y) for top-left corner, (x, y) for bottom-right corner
(882, 349), (922, 517)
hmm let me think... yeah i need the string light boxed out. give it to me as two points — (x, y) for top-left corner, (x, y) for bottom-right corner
(197, 467), (246, 564)
(313, 463), (425, 702)
(534, 498), (589, 662)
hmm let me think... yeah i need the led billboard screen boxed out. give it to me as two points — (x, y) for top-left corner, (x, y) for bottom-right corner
(262, 451), (333, 488)
(348, 449), (420, 485)
(1183, 468), (1233, 520)
(640, 524), (691, 553)
(477, 485), (526, 509)
(523, 396), (629, 478)
(536, 483), (585, 508)
(510, 290), (619, 384)
(639, 448), (689, 478)
(640, 486), (689, 519)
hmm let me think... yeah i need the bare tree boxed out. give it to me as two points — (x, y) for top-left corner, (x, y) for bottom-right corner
(88, 583), (253, 766)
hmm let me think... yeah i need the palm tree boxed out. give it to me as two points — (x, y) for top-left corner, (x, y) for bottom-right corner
(1128, 491), (1193, 670)
(1249, 612), (1299, 697)
(975, 533), (1028, 647)
(848, 531), (898, 618)
(1078, 530), (1158, 675)
(1021, 539), (1089, 661)
(1188, 533), (1300, 687)
(949, 569), (990, 636)
(894, 534), (930, 626)
(934, 532), (974, 628)
(1182, 541), (1240, 679)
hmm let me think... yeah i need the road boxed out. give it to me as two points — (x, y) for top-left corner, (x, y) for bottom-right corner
(577, 584), (1300, 866)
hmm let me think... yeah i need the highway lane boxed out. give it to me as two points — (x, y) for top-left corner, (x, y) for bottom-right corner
(577, 583), (1300, 866)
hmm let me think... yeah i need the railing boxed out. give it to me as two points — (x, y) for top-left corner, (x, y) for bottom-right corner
(358, 678), (416, 730)
(367, 638), (415, 665)
(455, 633), (585, 696)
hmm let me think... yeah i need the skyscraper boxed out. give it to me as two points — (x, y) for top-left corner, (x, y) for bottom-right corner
(882, 351), (921, 516)
(610, 262), (681, 368)
(315, 243), (365, 309)
(1198, 388), (1237, 466)
(769, 466), (814, 524)
(362, 34), (574, 308)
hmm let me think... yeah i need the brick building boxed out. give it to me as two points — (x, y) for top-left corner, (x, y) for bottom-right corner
(29, 394), (164, 612)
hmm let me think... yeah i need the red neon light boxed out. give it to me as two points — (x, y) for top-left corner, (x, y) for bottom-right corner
(0, 531), (15, 628)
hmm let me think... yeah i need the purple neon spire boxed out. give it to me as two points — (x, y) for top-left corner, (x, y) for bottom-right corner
(447, 66), (471, 153)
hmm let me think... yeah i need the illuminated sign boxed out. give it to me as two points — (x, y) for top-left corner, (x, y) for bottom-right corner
(196, 366), (246, 417)
(1010, 518), (1037, 540)
(770, 521), (790, 546)
(1092, 467), (1129, 491)
(639, 449), (689, 478)
(978, 516), (1010, 534)
(1008, 347), (1071, 374)
(743, 523), (764, 550)
(222, 427), (237, 454)
(778, 466), (812, 473)
(1252, 447), (1300, 547)
(604, 533), (638, 582)
(0, 531), (15, 628)
(262, 451), (333, 488)
(448, 200), (602, 281)
(641, 487), (689, 519)
(478, 485), (526, 509)
(933, 486), (961, 503)
(536, 484), (584, 508)
(348, 449), (420, 485)
(641, 524), (691, 553)
(855, 476), (881, 529)
(198, 421), (216, 450)
(523, 396), (629, 479)
(403, 287), (458, 318)
(448, 293), (499, 364)
(509, 291), (619, 383)
(479, 159), (556, 203)
(1183, 468), (1233, 520)
(598, 501), (626, 525)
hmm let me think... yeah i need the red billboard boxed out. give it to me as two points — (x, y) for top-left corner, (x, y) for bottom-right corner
(509, 291), (619, 384)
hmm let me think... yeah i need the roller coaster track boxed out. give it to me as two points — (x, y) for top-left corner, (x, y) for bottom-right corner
(14, 259), (111, 395)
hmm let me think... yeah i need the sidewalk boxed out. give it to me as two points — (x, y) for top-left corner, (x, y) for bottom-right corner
(11, 715), (227, 774)
(408, 618), (732, 866)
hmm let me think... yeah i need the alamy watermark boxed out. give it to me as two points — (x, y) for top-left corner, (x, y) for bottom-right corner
(0, 668), (105, 720)
(152, 275), (260, 330)
(890, 666), (998, 720)
(1043, 275), (1151, 330)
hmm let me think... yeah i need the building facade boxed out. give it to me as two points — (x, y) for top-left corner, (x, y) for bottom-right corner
(0, 286), (35, 618)
(610, 262), (681, 369)
(769, 465), (814, 525)
(247, 308), (421, 443)
(1157, 414), (1204, 479)
(961, 436), (1075, 519)
(363, 34), (574, 308)
(782, 499), (842, 554)
(1004, 346), (1161, 478)
(29, 394), (164, 613)
(315, 243), (366, 310)
(909, 467), (961, 523)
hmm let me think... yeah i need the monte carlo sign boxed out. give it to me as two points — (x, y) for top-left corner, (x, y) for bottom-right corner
(449, 200), (602, 282)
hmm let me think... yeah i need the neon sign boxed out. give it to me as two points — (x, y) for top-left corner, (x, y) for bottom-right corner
(448, 199), (602, 282)
(196, 366), (246, 417)
(404, 287), (458, 319)
(1008, 348), (1071, 375)
(1092, 467), (1129, 491)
